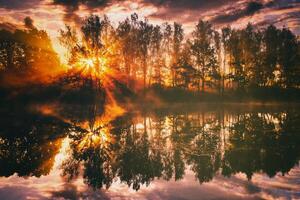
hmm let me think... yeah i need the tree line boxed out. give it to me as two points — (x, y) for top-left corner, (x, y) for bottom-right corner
(59, 14), (300, 93)
(0, 14), (299, 94)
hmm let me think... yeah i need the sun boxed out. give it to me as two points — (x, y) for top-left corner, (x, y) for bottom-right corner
(80, 58), (95, 68)
(72, 56), (111, 79)
(77, 124), (113, 150)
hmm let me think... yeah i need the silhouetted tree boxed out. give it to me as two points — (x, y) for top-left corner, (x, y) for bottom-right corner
(191, 20), (219, 93)
(277, 28), (299, 88)
(263, 25), (279, 86)
(0, 18), (59, 75)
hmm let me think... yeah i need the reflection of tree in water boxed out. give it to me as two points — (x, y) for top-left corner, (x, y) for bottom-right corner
(222, 111), (300, 179)
(58, 108), (300, 190)
(1, 105), (300, 191)
(186, 118), (221, 183)
(116, 117), (163, 190)
(0, 106), (70, 177)
(59, 100), (115, 189)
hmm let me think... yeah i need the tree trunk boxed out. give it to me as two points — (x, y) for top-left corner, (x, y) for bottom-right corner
(222, 50), (226, 97)
(202, 78), (205, 93)
(143, 58), (147, 91)
(7, 44), (14, 70)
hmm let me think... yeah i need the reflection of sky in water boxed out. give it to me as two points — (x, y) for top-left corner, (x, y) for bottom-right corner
(0, 137), (299, 200)
(1, 105), (300, 200)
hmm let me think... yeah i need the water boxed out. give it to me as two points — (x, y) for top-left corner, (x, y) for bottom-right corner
(0, 103), (299, 200)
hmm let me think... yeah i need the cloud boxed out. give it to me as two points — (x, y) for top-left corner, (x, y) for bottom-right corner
(24, 16), (35, 29)
(0, 16), (36, 32)
(49, 0), (300, 36)
(207, 0), (300, 34)
(0, 22), (19, 32)
(51, 0), (115, 14)
(52, 0), (235, 11)
(259, 9), (300, 34)
(211, 1), (264, 24)
(0, 0), (41, 10)
(143, 0), (235, 10)
(0, 0), (299, 40)
(53, 0), (111, 8)
(49, 183), (111, 200)
(51, 0), (238, 25)
(50, 184), (81, 200)
(51, 0), (118, 25)
(0, 186), (45, 200)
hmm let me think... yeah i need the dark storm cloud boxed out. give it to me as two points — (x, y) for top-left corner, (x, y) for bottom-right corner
(0, 0), (41, 9)
(212, 1), (264, 24)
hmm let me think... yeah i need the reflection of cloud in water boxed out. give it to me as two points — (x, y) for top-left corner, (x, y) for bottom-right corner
(103, 167), (300, 200)
(0, 162), (299, 199)
(0, 186), (45, 200)
(1, 106), (300, 199)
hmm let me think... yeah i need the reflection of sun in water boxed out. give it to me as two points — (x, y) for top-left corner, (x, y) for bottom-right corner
(54, 137), (71, 168)
(77, 125), (114, 150)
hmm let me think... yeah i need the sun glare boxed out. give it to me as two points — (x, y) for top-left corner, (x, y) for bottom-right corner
(80, 58), (95, 68)
(73, 56), (111, 79)
(77, 125), (113, 150)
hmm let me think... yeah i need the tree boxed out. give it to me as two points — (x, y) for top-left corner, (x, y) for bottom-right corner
(191, 20), (218, 93)
(263, 25), (279, 86)
(171, 22), (184, 87)
(240, 24), (263, 87)
(149, 25), (163, 86)
(221, 27), (231, 93)
(174, 41), (196, 89)
(116, 15), (139, 84)
(227, 29), (245, 90)
(59, 14), (112, 80)
(277, 28), (299, 88)
(161, 22), (173, 86)
(0, 17), (59, 81)
(136, 19), (153, 90)
(213, 30), (222, 94)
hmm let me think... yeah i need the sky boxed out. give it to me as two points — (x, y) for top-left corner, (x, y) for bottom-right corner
(0, 0), (300, 57)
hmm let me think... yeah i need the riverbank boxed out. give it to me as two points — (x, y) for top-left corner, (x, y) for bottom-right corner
(1, 82), (300, 107)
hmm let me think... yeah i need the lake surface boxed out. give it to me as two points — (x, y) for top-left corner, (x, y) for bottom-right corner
(0, 103), (299, 200)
